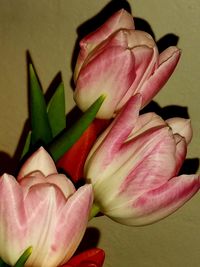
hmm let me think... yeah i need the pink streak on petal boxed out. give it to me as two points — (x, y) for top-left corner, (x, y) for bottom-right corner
(75, 45), (135, 119)
(19, 171), (46, 196)
(0, 174), (27, 265)
(20, 171), (75, 199)
(117, 46), (156, 110)
(158, 46), (180, 65)
(74, 9), (135, 79)
(140, 47), (181, 107)
(85, 95), (142, 180)
(18, 147), (57, 181)
(52, 185), (93, 265)
(120, 126), (176, 196)
(82, 9), (135, 48)
(24, 183), (67, 267)
(173, 134), (187, 174)
(132, 174), (199, 225)
(46, 174), (76, 199)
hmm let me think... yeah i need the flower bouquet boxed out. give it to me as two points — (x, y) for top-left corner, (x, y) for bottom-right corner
(0, 6), (199, 267)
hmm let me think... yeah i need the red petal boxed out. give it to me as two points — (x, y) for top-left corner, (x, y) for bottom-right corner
(56, 119), (110, 183)
(61, 248), (105, 267)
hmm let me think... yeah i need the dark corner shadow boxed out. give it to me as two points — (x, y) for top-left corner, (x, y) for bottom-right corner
(75, 227), (101, 255)
(157, 34), (179, 53)
(142, 100), (199, 174)
(141, 100), (190, 119)
(0, 152), (18, 176)
(179, 158), (199, 175)
(133, 17), (155, 39)
(134, 20), (179, 52)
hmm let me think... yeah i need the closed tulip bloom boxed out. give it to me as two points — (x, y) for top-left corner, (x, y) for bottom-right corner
(0, 147), (93, 267)
(62, 248), (105, 267)
(84, 94), (199, 226)
(74, 9), (181, 119)
(74, 9), (135, 80)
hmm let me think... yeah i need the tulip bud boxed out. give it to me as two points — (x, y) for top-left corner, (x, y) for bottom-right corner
(74, 9), (181, 119)
(74, 9), (135, 80)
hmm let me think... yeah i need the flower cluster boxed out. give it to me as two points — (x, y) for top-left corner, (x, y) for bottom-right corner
(0, 8), (199, 267)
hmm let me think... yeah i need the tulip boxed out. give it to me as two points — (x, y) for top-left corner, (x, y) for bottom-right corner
(74, 9), (181, 119)
(56, 119), (110, 183)
(74, 9), (135, 80)
(84, 94), (199, 226)
(62, 248), (105, 267)
(0, 147), (93, 267)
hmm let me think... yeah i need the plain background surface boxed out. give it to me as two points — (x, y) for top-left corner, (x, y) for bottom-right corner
(0, 1), (200, 266)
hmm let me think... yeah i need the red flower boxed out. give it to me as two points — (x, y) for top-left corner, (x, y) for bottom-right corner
(57, 119), (109, 183)
(61, 248), (105, 267)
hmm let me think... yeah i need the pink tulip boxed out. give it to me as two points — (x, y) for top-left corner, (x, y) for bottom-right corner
(74, 9), (180, 119)
(74, 9), (135, 80)
(84, 94), (199, 225)
(0, 147), (93, 267)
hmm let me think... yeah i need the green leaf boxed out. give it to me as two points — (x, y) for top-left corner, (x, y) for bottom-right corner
(49, 95), (105, 161)
(47, 82), (66, 137)
(89, 202), (101, 220)
(14, 246), (32, 267)
(29, 63), (52, 146)
(20, 131), (32, 159)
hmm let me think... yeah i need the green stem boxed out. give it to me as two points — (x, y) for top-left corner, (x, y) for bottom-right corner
(89, 202), (101, 220)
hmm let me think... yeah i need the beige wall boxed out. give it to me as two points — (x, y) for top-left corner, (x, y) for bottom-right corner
(0, 1), (200, 266)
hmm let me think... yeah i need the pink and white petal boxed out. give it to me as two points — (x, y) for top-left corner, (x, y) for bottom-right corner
(117, 45), (156, 111)
(166, 117), (192, 144)
(120, 31), (158, 98)
(173, 134), (187, 174)
(20, 172), (75, 199)
(128, 112), (166, 140)
(105, 174), (199, 226)
(82, 9), (135, 49)
(107, 29), (155, 52)
(91, 125), (176, 211)
(46, 174), (76, 199)
(82, 29), (134, 67)
(42, 185), (93, 266)
(158, 46), (181, 65)
(74, 9), (135, 79)
(19, 171), (46, 196)
(119, 126), (177, 196)
(75, 46), (136, 119)
(85, 95), (142, 183)
(18, 147), (57, 180)
(24, 183), (67, 267)
(139, 47), (181, 107)
(0, 174), (27, 265)
(128, 174), (200, 226)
